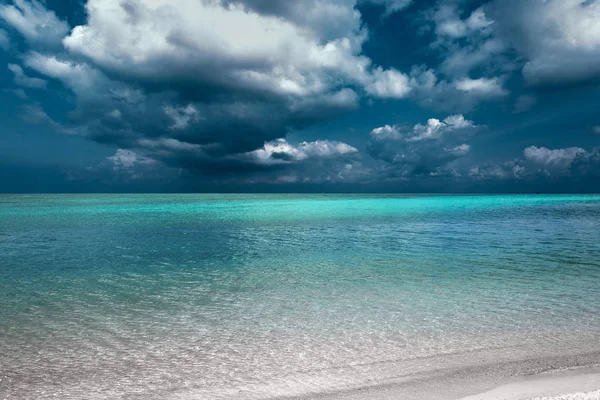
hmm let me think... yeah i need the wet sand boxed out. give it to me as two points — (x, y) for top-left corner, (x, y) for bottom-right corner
(460, 370), (600, 400)
(291, 352), (600, 400)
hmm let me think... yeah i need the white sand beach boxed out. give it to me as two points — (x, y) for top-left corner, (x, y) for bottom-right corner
(293, 357), (600, 400)
(526, 391), (600, 400)
(459, 369), (600, 400)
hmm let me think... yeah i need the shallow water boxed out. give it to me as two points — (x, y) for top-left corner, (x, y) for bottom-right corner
(1, 194), (600, 399)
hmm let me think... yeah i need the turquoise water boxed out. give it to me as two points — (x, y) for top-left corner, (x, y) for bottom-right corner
(1, 194), (600, 399)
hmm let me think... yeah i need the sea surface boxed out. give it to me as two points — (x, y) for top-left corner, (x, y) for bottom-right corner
(1, 194), (600, 399)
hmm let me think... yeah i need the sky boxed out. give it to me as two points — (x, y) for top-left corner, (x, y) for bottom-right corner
(0, 0), (599, 193)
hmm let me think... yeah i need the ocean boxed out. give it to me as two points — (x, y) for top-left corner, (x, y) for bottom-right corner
(1, 194), (600, 399)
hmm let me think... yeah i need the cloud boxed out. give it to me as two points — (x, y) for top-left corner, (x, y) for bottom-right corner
(66, 149), (175, 184)
(164, 105), (201, 131)
(222, 0), (361, 41)
(24, 52), (116, 98)
(246, 138), (358, 165)
(249, 139), (358, 164)
(367, 114), (481, 177)
(524, 146), (586, 174)
(380, 0), (412, 16)
(454, 77), (508, 97)
(408, 66), (506, 112)
(20, 103), (80, 135)
(426, 4), (511, 79)
(513, 95), (537, 114)
(8, 63), (47, 89)
(360, 0), (412, 16)
(0, 29), (9, 50)
(287, 88), (360, 117)
(219, 138), (363, 184)
(6, 0), (596, 191)
(470, 146), (600, 182)
(61, 0), (399, 100)
(434, 6), (493, 39)
(4, 0), (425, 180)
(97, 137), (359, 184)
(224, 158), (369, 185)
(469, 160), (526, 180)
(365, 67), (412, 98)
(416, 2), (516, 112)
(107, 149), (156, 170)
(571, 148), (600, 178)
(7, 88), (28, 100)
(20, 103), (58, 126)
(0, 0), (69, 47)
(420, 0), (600, 102)
(486, 0), (600, 87)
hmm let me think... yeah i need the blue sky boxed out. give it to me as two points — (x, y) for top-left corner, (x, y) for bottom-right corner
(0, 0), (599, 192)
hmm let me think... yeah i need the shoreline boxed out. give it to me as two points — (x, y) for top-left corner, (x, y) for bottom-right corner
(459, 369), (600, 400)
(285, 352), (600, 400)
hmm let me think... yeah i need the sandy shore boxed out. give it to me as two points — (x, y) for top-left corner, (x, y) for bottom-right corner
(288, 353), (600, 400)
(460, 370), (600, 400)
(295, 367), (600, 400)
(524, 391), (600, 400)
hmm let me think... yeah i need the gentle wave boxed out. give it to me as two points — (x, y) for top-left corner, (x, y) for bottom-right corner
(1, 194), (600, 398)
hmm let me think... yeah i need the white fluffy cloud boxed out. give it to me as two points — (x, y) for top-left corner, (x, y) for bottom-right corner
(454, 77), (508, 97)
(426, 0), (600, 90)
(368, 114), (480, 177)
(407, 66), (507, 112)
(247, 138), (358, 165)
(471, 145), (600, 181)
(223, 0), (360, 41)
(7, 0), (598, 188)
(428, 4), (510, 80)
(487, 0), (600, 87)
(371, 114), (476, 143)
(220, 137), (363, 184)
(0, 0), (69, 47)
(60, 0), (409, 101)
(434, 6), (492, 39)
(1, 0), (423, 180)
(365, 67), (412, 98)
(24, 52), (113, 98)
(524, 146), (586, 172)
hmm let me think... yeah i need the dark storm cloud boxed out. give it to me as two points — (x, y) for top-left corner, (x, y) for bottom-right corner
(1, 0), (600, 192)
(85, 138), (362, 187)
(2, 0), (415, 181)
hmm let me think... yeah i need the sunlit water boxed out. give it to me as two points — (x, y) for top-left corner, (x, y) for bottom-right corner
(1, 194), (600, 399)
